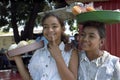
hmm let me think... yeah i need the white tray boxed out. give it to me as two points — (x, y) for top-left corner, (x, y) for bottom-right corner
(7, 41), (44, 57)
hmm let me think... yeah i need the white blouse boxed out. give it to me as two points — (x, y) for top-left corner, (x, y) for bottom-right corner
(78, 50), (120, 80)
(28, 42), (72, 80)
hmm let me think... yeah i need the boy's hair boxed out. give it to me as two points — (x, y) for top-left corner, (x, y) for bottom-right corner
(82, 21), (106, 39)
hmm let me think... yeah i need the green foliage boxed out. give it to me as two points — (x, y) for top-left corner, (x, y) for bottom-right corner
(0, 0), (68, 28)
(68, 19), (78, 33)
(0, 2), (9, 27)
(0, 0), (47, 28)
(2, 27), (9, 32)
(0, 18), (8, 27)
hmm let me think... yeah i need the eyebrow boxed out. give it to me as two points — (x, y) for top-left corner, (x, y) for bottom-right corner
(82, 31), (96, 35)
(51, 23), (58, 25)
(89, 33), (95, 35)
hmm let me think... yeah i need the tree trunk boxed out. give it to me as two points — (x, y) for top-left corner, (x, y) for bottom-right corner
(21, 3), (40, 40)
(11, 1), (20, 44)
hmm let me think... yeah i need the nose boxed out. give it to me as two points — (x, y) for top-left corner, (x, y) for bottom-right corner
(47, 27), (54, 32)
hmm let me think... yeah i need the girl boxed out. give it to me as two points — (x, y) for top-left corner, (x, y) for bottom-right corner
(11, 13), (78, 80)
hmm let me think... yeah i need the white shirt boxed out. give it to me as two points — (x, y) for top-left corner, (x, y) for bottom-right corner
(78, 50), (120, 80)
(28, 42), (72, 80)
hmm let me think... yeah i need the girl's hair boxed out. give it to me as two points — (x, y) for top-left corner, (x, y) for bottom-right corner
(82, 21), (106, 39)
(41, 12), (69, 44)
(41, 12), (64, 27)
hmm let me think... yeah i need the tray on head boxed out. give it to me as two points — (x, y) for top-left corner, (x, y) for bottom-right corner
(7, 41), (44, 57)
(76, 10), (120, 24)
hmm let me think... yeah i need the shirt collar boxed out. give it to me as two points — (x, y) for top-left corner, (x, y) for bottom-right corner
(80, 50), (89, 62)
(91, 51), (109, 66)
(59, 42), (65, 51)
(44, 41), (65, 56)
(80, 50), (110, 66)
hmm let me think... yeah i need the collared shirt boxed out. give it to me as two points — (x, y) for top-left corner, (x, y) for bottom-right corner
(78, 50), (120, 80)
(28, 42), (72, 80)
(36, 36), (48, 46)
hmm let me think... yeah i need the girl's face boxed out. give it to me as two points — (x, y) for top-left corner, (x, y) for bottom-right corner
(42, 16), (64, 44)
(80, 27), (102, 51)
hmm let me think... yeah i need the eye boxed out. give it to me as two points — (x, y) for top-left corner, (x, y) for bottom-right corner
(43, 26), (49, 29)
(89, 35), (95, 38)
(43, 26), (47, 29)
(53, 25), (57, 28)
(80, 33), (85, 37)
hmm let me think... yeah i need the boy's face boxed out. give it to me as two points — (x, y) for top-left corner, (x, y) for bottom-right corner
(80, 26), (102, 51)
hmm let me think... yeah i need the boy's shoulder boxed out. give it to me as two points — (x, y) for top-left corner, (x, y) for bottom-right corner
(104, 51), (120, 64)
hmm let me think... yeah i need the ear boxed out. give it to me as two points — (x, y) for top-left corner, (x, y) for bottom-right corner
(62, 26), (65, 32)
(100, 38), (105, 47)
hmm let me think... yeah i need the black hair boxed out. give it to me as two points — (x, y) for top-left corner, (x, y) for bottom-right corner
(74, 33), (79, 37)
(82, 21), (106, 39)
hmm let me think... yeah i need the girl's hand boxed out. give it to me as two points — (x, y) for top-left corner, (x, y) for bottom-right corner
(5, 52), (21, 61)
(48, 35), (62, 59)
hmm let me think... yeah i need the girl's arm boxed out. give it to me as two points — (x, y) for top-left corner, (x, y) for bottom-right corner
(54, 49), (78, 80)
(68, 49), (78, 79)
(49, 45), (78, 80)
(9, 55), (32, 80)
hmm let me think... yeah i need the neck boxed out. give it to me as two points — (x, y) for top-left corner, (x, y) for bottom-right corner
(85, 50), (103, 61)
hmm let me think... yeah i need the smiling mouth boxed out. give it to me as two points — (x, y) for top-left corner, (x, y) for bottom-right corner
(81, 43), (89, 47)
(49, 32), (55, 35)
(47, 33), (55, 39)
(48, 34), (55, 37)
